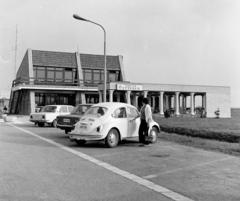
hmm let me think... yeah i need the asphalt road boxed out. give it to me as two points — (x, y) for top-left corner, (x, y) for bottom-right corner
(1, 118), (240, 201)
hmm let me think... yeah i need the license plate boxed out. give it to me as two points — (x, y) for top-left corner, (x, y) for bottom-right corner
(34, 116), (42, 120)
(63, 119), (70, 123)
(80, 126), (87, 129)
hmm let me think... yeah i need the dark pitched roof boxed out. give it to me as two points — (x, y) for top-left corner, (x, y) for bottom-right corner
(31, 50), (121, 70)
(80, 54), (121, 70)
(32, 50), (77, 68)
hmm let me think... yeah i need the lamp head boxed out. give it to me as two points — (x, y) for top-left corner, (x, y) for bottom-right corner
(73, 14), (88, 21)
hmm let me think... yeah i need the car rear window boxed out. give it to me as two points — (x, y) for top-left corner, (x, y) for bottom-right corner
(41, 106), (57, 112)
(68, 106), (74, 113)
(60, 106), (68, 113)
(71, 105), (92, 115)
(85, 106), (107, 116)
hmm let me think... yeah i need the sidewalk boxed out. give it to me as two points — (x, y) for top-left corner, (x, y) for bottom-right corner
(0, 114), (30, 124)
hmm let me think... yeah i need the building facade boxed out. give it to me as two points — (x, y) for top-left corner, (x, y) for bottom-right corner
(9, 49), (231, 118)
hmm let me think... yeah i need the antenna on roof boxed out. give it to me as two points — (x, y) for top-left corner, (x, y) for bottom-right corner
(13, 24), (18, 79)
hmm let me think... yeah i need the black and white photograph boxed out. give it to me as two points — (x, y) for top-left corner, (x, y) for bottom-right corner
(0, 0), (240, 200)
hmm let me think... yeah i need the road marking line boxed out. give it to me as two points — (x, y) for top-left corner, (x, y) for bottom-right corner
(9, 123), (194, 201)
(143, 156), (235, 179)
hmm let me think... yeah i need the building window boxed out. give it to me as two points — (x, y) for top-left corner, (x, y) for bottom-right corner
(34, 67), (46, 81)
(82, 69), (120, 86)
(47, 68), (54, 82)
(93, 70), (101, 84)
(55, 68), (63, 82)
(33, 66), (77, 85)
(84, 69), (92, 81)
(109, 70), (117, 82)
(65, 69), (73, 82)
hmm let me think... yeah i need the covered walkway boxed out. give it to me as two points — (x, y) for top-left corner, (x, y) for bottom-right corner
(98, 82), (231, 118)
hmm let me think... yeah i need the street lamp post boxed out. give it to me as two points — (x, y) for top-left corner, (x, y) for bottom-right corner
(73, 14), (107, 102)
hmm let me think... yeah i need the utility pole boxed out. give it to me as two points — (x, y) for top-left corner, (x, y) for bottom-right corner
(13, 24), (18, 79)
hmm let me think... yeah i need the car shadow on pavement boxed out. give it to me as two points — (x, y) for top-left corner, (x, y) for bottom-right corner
(67, 139), (141, 149)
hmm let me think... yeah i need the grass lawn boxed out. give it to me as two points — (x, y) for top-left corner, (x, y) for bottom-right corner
(155, 116), (240, 134)
(153, 115), (240, 157)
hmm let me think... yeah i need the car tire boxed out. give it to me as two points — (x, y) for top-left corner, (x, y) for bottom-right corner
(52, 119), (57, 128)
(75, 140), (86, 145)
(149, 127), (158, 144)
(105, 128), (119, 148)
(38, 123), (44, 127)
(65, 130), (70, 134)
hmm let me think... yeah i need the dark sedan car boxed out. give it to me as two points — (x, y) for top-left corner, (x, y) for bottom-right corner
(56, 104), (93, 134)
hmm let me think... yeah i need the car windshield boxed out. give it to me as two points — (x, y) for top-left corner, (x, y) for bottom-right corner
(41, 106), (57, 113)
(71, 105), (91, 115)
(84, 106), (108, 116)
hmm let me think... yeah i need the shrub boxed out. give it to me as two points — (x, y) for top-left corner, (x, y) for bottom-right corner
(160, 125), (240, 143)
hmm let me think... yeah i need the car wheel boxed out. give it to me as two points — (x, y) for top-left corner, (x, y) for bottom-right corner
(75, 140), (86, 145)
(65, 130), (70, 134)
(105, 128), (119, 148)
(149, 127), (158, 144)
(52, 119), (57, 128)
(38, 123), (44, 127)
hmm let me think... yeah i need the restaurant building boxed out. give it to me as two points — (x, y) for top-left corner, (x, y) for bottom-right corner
(9, 49), (231, 118)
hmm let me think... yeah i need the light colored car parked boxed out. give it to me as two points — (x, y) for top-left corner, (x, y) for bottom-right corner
(30, 105), (74, 127)
(69, 102), (160, 148)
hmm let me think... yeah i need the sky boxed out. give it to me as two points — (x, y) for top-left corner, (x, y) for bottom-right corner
(0, 0), (240, 107)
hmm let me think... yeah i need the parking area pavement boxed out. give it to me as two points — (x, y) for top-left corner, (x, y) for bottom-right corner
(1, 116), (240, 201)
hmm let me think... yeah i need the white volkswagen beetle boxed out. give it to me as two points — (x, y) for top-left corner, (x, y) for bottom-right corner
(69, 102), (160, 148)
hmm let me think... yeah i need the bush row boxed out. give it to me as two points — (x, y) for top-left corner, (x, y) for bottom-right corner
(160, 126), (240, 143)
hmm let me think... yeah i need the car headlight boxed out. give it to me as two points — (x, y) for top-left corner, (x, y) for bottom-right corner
(96, 125), (103, 132)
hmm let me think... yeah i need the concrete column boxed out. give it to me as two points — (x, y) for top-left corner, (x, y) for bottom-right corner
(76, 52), (84, 86)
(126, 91), (131, 104)
(118, 55), (127, 81)
(174, 92), (180, 116)
(143, 91), (148, 98)
(202, 94), (206, 109)
(163, 94), (166, 111)
(152, 96), (155, 108)
(148, 94), (152, 106)
(190, 92), (195, 116)
(29, 90), (35, 115)
(181, 95), (184, 111)
(159, 92), (164, 116)
(27, 49), (34, 84)
(98, 91), (102, 103)
(133, 95), (139, 108)
(109, 90), (114, 102)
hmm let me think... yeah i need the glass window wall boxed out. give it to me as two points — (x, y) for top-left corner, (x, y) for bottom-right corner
(33, 66), (77, 85)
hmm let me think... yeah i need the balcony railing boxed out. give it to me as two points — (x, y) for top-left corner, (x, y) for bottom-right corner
(12, 77), (104, 88)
